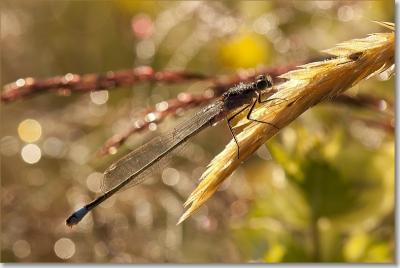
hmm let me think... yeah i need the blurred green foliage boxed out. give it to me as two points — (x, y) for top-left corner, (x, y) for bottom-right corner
(233, 118), (394, 262)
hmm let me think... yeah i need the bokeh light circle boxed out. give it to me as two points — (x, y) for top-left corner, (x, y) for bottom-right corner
(13, 240), (31, 258)
(21, 144), (41, 164)
(18, 119), (42, 142)
(54, 238), (75, 259)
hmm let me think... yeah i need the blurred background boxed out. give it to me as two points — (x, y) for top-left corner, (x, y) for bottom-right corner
(1, 1), (395, 263)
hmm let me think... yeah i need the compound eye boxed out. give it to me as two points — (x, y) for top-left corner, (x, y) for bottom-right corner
(256, 75), (268, 90)
(256, 75), (271, 90)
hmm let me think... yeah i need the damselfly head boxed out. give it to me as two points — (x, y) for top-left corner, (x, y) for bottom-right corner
(255, 75), (273, 90)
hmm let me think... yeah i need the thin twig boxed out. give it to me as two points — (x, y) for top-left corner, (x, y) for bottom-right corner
(1, 67), (209, 103)
(333, 93), (394, 117)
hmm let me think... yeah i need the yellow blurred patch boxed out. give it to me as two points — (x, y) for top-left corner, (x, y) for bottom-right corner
(264, 242), (286, 262)
(365, 243), (391, 262)
(343, 230), (369, 262)
(220, 34), (269, 69)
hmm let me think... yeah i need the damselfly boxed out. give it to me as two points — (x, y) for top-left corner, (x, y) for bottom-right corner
(66, 74), (279, 227)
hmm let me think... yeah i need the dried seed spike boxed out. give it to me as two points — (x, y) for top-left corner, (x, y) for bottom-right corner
(178, 21), (395, 224)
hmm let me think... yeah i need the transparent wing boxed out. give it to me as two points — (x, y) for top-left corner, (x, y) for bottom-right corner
(100, 100), (224, 193)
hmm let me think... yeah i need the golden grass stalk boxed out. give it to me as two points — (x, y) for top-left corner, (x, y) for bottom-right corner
(178, 21), (395, 224)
